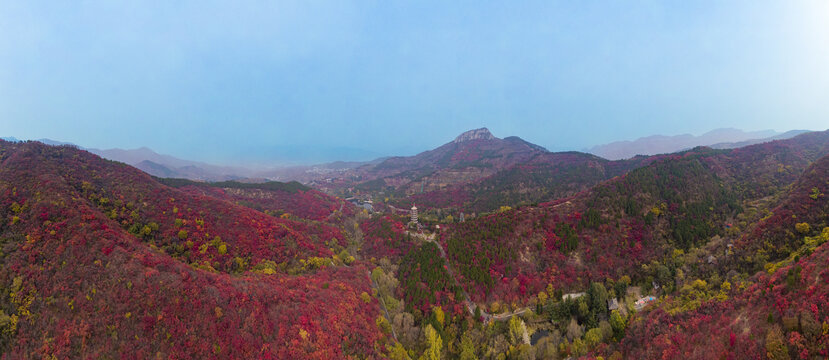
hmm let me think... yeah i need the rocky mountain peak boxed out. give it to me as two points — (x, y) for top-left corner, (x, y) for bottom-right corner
(453, 128), (497, 143)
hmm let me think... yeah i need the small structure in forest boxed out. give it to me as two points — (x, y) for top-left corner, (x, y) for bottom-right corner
(608, 298), (619, 311)
(562, 292), (585, 301)
(410, 205), (418, 225)
(634, 296), (656, 310)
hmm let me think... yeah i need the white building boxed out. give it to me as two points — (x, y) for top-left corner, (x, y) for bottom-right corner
(562, 292), (585, 301)
(410, 205), (418, 224)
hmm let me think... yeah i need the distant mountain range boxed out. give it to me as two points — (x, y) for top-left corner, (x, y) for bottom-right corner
(92, 147), (255, 181)
(706, 130), (811, 149)
(586, 128), (810, 160)
(3, 127), (817, 183)
(0, 137), (252, 181)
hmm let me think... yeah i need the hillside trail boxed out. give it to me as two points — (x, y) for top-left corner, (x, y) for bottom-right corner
(406, 230), (530, 322)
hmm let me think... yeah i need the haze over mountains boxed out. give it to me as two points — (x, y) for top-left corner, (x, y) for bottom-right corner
(3, 127), (815, 184)
(586, 128), (809, 160)
(2, 137), (251, 181)
(6, 1), (829, 358)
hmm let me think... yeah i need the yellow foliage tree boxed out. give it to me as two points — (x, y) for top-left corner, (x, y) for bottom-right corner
(388, 342), (412, 360)
(537, 291), (548, 307)
(765, 325), (789, 360)
(795, 222), (811, 235)
(376, 315), (392, 334)
(432, 306), (445, 327)
(422, 324), (442, 360)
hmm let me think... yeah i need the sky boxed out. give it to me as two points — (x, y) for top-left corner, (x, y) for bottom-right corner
(1, 1), (828, 165)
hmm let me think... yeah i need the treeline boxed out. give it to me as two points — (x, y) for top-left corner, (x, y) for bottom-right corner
(155, 177), (310, 193)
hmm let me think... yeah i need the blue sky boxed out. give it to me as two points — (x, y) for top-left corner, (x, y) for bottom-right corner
(1, 1), (827, 164)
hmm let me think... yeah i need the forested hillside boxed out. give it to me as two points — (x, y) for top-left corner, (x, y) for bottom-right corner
(1, 130), (827, 359)
(617, 155), (829, 359)
(0, 141), (383, 359)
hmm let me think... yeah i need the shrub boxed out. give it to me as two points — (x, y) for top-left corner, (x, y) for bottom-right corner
(795, 222), (810, 235)
(765, 326), (789, 360)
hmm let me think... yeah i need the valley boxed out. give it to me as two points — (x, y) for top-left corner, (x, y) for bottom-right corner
(6, 2), (828, 358)
(1, 128), (827, 359)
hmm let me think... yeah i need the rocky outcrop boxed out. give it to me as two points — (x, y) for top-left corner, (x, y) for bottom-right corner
(453, 128), (497, 143)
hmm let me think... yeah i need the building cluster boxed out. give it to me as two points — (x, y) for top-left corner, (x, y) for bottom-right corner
(346, 197), (374, 212)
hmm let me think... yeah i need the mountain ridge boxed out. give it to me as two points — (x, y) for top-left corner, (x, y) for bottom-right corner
(4, 127), (817, 187)
(586, 128), (804, 160)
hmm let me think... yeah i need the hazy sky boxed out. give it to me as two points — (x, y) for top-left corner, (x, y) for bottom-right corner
(1, 1), (828, 164)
